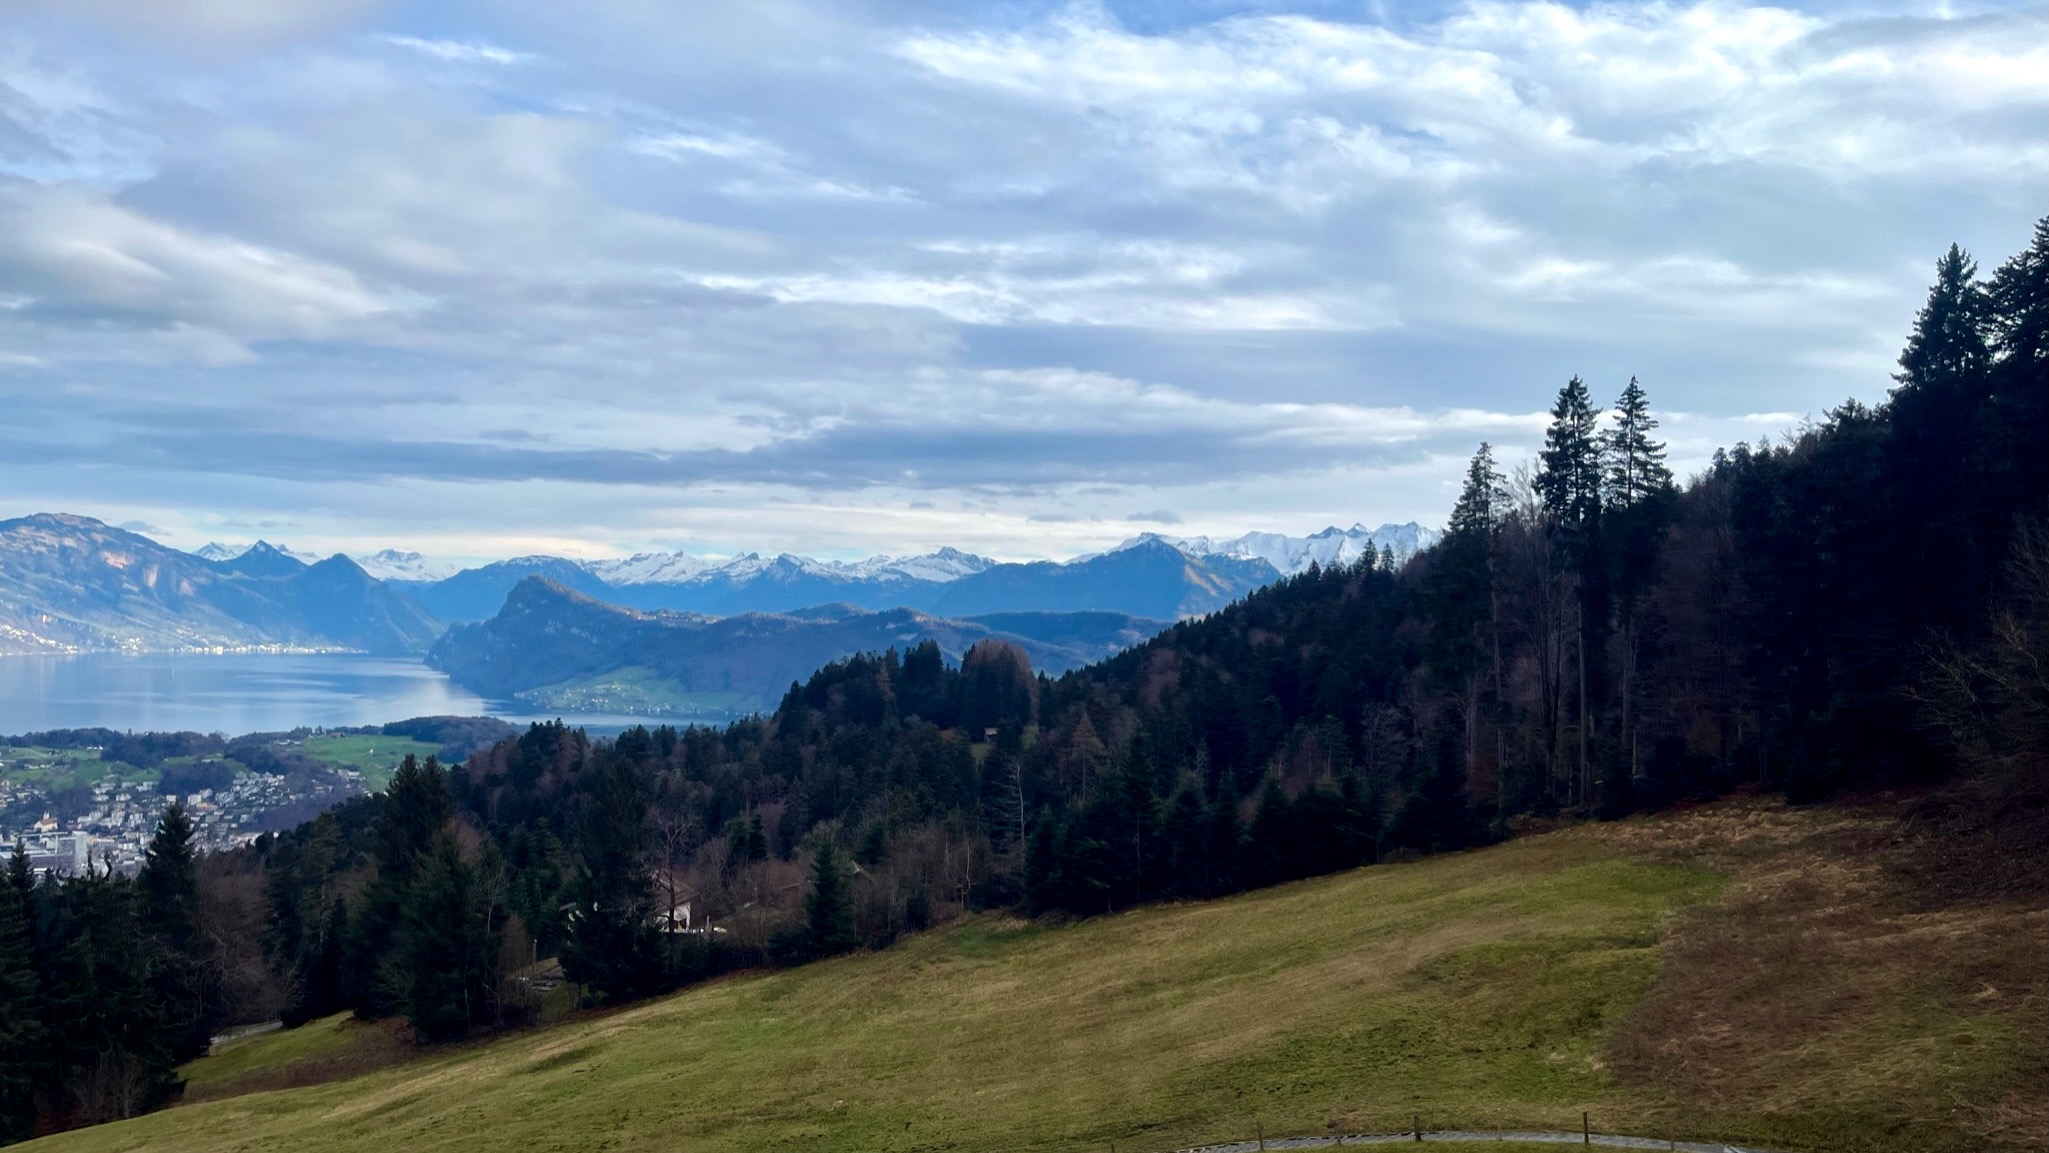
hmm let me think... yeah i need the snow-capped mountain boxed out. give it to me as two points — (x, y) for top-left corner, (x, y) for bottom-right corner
(582, 551), (712, 585)
(1116, 523), (1439, 575)
(584, 546), (993, 587)
(195, 541), (456, 582)
(352, 549), (459, 582)
(178, 526), (1438, 627)
(191, 540), (326, 567)
(842, 546), (996, 583)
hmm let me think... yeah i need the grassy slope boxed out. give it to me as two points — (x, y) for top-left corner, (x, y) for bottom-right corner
(36, 801), (2048, 1153)
(179, 1017), (405, 1100)
(295, 735), (444, 790)
(516, 667), (751, 718)
(0, 748), (155, 791)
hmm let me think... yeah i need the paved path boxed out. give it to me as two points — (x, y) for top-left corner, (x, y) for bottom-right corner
(209, 1020), (282, 1047)
(1163, 1130), (1787, 1153)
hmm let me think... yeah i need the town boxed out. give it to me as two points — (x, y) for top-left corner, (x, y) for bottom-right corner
(1, 756), (370, 876)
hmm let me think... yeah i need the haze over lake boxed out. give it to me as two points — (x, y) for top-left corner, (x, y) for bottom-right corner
(0, 653), (702, 736)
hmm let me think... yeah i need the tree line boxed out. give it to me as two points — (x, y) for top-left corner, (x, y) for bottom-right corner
(3, 220), (2043, 1144)
(1, 808), (216, 1140)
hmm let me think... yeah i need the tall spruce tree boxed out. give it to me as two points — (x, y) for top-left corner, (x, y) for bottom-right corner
(138, 803), (215, 1063)
(1887, 244), (2000, 631)
(1894, 244), (1991, 400)
(0, 845), (41, 1143)
(352, 755), (453, 1019)
(1600, 378), (1676, 802)
(1981, 217), (2049, 570)
(1538, 376), (1607, 805)
(803, 841), (857, 959)
(1601, 378), (1672, 513)
(560, 754), (662, 1001)
(399, 831), (500, 1042)
(1429, 444), (1506, 796)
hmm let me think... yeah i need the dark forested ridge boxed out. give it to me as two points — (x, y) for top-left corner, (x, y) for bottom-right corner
(423, 576), (1168, 712)
(3, 223), (2044, 1144)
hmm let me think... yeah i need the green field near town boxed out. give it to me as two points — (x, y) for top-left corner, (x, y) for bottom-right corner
(294, 734), (446, 790)
(0, 748), (156, 792)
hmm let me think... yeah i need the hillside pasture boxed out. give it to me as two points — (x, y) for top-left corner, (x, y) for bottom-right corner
(37, 799), (2045, 1153)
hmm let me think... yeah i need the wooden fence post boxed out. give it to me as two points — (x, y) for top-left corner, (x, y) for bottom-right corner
(1582, 1111), (1590, 1145)
(1412, 1113), (1421, 1142)
(1256, 1122), (1264, 1151)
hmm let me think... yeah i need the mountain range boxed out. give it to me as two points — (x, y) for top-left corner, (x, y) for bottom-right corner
(0, 515), (440, 655)
(398, 535), (1301, 623)
(373, 524), (1429, 623)
(0, 515), (1433, 661)
(426, 577), (1167, 716)
(197, 541), (456, 582)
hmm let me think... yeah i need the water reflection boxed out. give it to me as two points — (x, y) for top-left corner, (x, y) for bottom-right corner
(0, 653), (724, 736)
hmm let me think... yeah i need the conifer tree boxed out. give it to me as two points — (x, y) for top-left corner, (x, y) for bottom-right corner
(400, 832), (499, 1042)
(1242, 779), (1294, 889)
(3, 843), (30, 940)
(1539, 377), (1604, 553)
(1600, 378), (1676, 798)
(1160, 785), (1207, 900)
(1894, 243), (1990, 400)
(560, 755), (661, 1001)
(1200, 790), (1243, 898)
(138, 803), (215, 1062)
(1022, 808), (1064, 914)
(1601, 378), (1672, 513)
(1538, 376), (1607, 805)
(0, 845), (41, 1143)
(1981, 217), (2049, 559)
(1987, 217), (2049, 370)
(1886, 244), (2001, 628)
(1429, 444), (1506, 793)
(352, 755), (453, 1019)
(803, 841), (857, 959)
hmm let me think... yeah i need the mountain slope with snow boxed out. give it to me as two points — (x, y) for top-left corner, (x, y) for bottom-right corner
(1, 515), (439, 654)
(1118, 522), (1438, 575)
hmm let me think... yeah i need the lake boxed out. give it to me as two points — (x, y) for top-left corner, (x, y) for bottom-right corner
(0, 653), (719, 737)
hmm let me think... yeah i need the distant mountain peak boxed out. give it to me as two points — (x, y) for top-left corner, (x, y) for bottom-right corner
(1104, 522), (1436, 577)
(0, 514), (439, 655)
(222, 540), (312, 578)
(351, 548), (457, 582)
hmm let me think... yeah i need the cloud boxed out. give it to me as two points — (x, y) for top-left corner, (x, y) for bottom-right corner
(1127, 509), (1182, 523)
(0, 183), (392, 357)
(0, 0), (2039, 559)
(383, 36), (534, 66)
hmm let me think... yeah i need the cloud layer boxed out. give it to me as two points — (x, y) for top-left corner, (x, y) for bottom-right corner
(0, 0), (2041, 562)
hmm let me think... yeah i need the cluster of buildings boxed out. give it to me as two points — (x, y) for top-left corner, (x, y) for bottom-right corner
(1, 765), (372, 876)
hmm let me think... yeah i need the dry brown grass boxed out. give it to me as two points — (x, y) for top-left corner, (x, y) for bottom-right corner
(1598, 794), (2049, 1153)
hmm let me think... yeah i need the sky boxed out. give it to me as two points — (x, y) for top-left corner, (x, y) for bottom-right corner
(0, 0), (2042, 565)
